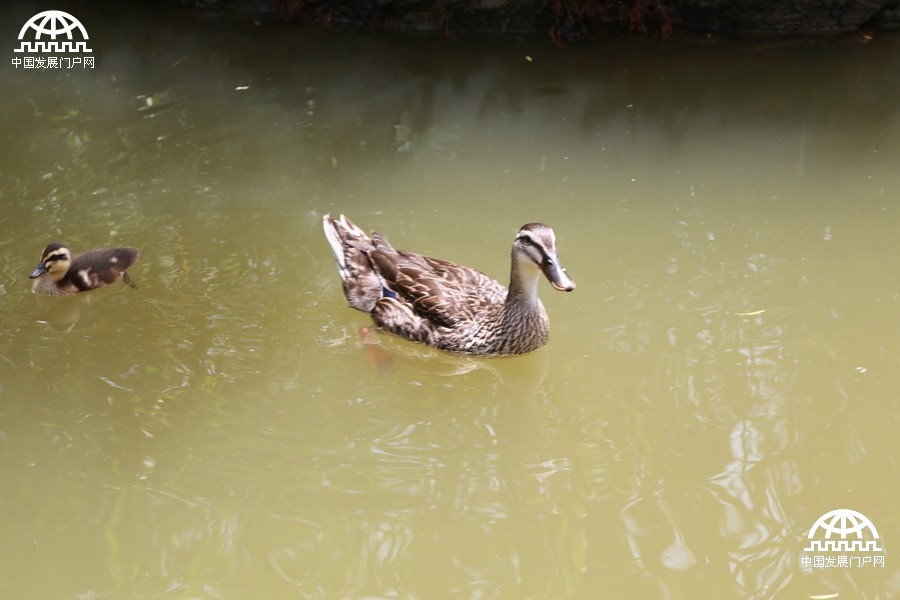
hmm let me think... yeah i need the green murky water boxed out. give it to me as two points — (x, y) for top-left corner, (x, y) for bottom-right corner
(1, 2), (899, 598)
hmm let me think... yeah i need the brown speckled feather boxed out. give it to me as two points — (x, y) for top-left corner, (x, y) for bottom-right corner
(369, 251), (506, 328)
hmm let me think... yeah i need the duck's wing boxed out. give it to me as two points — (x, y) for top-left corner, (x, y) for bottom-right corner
(69, 248), (139, 290)
(369, 248), (506, 328)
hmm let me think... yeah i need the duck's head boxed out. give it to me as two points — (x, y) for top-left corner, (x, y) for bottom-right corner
(513, 223), (576, 293)
(30, 243), (72, 282)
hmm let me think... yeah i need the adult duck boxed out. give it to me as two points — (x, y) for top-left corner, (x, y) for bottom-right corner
(323, 214), (574, 356)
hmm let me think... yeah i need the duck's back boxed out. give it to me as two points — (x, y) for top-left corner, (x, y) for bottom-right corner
(67, 247), (139, 291)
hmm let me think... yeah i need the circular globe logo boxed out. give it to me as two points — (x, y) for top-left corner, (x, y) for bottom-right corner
(804, 508), (882, 553)
(14, 10), (92, 55)
(809, 508), (878, 539)
(18, 10), (89, 41)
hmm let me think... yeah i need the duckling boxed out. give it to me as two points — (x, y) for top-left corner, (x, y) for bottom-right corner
(29, 243), (139, 296)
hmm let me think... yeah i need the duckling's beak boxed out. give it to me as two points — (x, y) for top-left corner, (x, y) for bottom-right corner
(542, 257), (576, 292)
(29, 263), (47, 279)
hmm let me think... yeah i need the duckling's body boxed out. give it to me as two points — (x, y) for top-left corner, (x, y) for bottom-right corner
(323, 214), (575, 356)
(29, 243), (139, 296)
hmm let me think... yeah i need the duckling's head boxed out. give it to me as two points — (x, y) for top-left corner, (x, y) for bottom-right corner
(513, 223), (576, 293)
(30, 243), (72, 282)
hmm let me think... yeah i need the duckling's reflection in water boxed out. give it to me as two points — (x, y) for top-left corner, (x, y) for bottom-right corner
(33, 294), (84, 333)
(31, 284), (127, 333)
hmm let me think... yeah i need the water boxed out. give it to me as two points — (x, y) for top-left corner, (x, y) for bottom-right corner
(1, 2), (899, 598)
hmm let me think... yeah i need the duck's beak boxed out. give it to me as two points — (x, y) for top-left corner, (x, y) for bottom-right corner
(29, 263), (47, 279)
(542, 256), (576, 292)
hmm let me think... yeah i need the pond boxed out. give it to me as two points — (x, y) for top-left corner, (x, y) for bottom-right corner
(1, 2), (899, 598)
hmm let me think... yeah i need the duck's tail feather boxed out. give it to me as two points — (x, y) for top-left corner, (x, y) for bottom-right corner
(322, 213), (384, 312)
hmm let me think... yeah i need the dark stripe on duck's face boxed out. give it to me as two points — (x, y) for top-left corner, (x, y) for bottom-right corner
(43, 252), (69, 265)
(516, 232), (551, 265)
